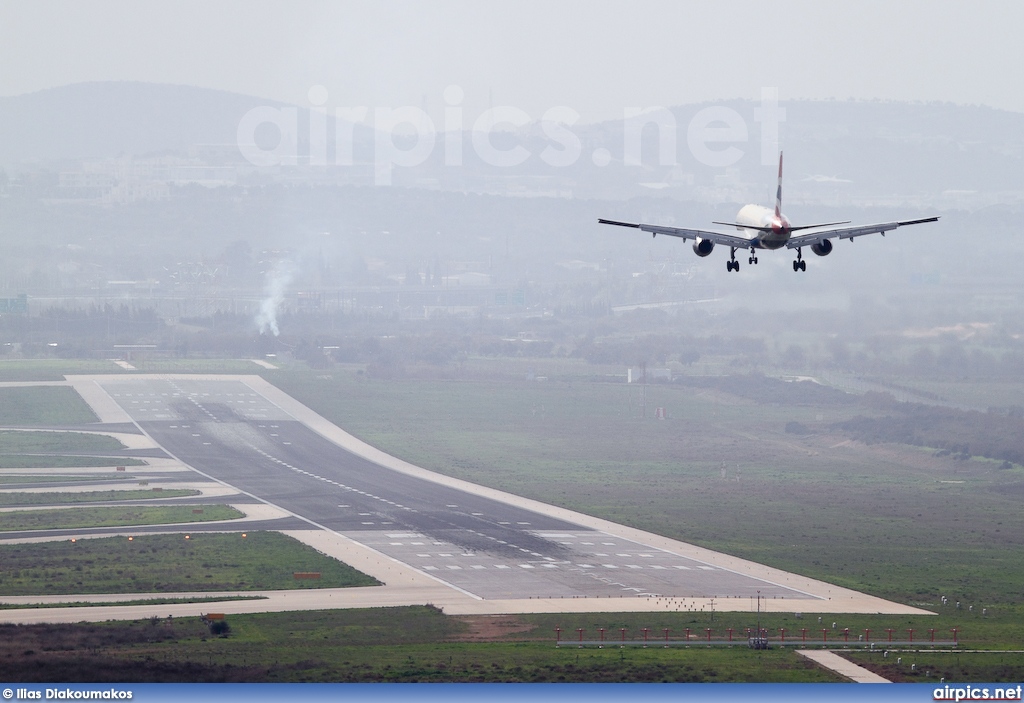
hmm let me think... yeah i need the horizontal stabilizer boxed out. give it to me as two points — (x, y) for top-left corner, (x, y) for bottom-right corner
(711, 220), (852, 233)
(893, 216), (940, 226)
(788, 220), (851, 232)
(597, 218), (641, 228)
(711, 221), (774, 233)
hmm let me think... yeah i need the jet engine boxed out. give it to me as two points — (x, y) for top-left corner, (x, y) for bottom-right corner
(692, 238), (715, 257)
(811, 239), (833, 256)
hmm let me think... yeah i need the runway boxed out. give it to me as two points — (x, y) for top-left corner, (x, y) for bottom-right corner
(0, 374), (929, 620)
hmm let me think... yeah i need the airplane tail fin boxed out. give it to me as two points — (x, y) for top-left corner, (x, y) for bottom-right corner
(774, 151), (783, 219)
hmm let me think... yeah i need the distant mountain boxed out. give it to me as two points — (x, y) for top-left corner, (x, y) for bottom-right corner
(2, 82), (1023, 209)
(0, 82), (288, 164)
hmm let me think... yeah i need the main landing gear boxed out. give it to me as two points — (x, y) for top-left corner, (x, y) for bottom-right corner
(727, 247), (739, 272)
(792, 247), (807, 272)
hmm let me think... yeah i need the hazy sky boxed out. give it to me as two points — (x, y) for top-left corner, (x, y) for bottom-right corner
(2, 0), (1023, 123)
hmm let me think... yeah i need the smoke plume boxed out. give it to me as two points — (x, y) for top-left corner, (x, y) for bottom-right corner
(255, 259), (296, 336)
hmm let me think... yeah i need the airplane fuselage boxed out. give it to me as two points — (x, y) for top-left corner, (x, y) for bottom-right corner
(735, 204), (791, 250)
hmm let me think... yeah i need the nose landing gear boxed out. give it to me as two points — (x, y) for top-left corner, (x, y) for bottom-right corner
(748, 246), (758, 265)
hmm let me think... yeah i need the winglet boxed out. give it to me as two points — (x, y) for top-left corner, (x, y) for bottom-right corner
(774, 151), (783, 219)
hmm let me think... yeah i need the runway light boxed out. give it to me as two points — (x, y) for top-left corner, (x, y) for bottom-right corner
(70, 538), (77, 543)
(128, 536), (133, 541)
(185, 535), (190, 540)
(241, 533), (247, 538)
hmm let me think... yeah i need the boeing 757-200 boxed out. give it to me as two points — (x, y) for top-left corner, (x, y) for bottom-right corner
(598, 153), (938, 272)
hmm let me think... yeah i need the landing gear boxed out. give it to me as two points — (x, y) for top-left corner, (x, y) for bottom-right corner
(792, 248), (807, 272)
(727, 247), (739, 272)
(748, 246), (758, 265)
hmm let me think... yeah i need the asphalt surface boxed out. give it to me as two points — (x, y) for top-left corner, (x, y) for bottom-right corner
(93, 377), (816, 602)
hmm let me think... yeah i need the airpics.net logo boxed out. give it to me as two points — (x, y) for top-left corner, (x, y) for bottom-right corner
(236, 86), (786, 185)
(934, 685), (1024, 701)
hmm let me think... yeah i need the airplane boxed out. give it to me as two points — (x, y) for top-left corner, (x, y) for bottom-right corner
(598, 152), (939, 272)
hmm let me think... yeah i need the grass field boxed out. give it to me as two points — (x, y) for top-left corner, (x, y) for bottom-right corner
(0, 359), (124, 382)
(0, 386), (100, 425)
(0, 607), (841, 683)
(0, 595), (266, 609)
(0, 430), (126, 453)
(843, 649), (1024, 683)
(0, 604), (1020, 682)
(0, 456), (146, 468)
(518, 607), (1024, 651)
(0, 488), (200, 506)
(0, 532), (380, 595)
(0, 429), (144, 468)
(0, 473), (136, 484)
(0, 504), (243, 532)
(128, 359), (275, 374)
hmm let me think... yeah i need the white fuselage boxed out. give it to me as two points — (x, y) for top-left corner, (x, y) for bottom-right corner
(735, 204), (791, 250)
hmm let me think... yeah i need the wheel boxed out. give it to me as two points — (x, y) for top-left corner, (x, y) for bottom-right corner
(748, 257), (753, 265)
(754, 257), (758, 264)
(800, 260), (807, 271)
(793, 260), (799, 272)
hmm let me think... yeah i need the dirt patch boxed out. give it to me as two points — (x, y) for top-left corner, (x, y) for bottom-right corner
(449, 615), (536, 641)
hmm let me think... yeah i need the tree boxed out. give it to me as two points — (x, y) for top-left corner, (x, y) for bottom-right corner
(208, 619), (230, 636)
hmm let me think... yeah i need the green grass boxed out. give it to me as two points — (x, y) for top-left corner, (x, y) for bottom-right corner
(0, 607), (840, 682)
(844, 650), (1024, 683)
(0, 504), (243, 532)
(0, 602), (1019, 682)
(0, 386), (99, 424)
(0, 473), (135, 484)
(131, 359), (275, 374)
(0, 428), (146, 467)
(520, 607), (1024, 651)
(0, 430), (126, 453)
(0, 359), (124, 382)
(0, 532), (379, 595)
(0, 488), (200, 505)
(0, 595), (267, 609)
(0, 456), (146, 468)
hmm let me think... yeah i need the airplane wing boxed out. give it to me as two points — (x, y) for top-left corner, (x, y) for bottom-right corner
(598, 219), (754, 249)
(785, 216), (939, 249)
